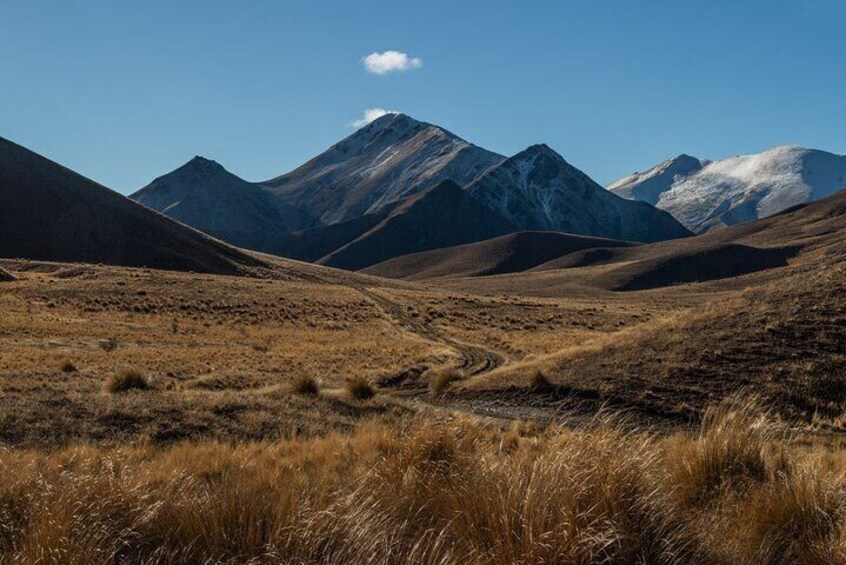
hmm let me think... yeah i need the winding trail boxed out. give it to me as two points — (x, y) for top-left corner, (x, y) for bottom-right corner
(356, 287), (503, 394)
(357, 287), (674, 425)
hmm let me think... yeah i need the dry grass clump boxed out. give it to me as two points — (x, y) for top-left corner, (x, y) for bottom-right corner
(530, 370), (553, 392)
(59, 360), (77, 373)
(291, 374), (319, 396)
(346, 376), (375, 400)
(2, 399), (846, 563)
(97, 337), (118, 353)
(106, 370), (152, 393)
(429, 368), (462, 395)
(664, 396), (783, 508)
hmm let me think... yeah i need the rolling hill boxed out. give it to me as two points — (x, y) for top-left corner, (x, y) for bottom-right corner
(363, 231), (638, 280)
(424, 187), (846, 296)
(0, 136), (267, 275)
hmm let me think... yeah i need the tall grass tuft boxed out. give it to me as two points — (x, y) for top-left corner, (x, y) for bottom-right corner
(346, 377), (375, 400)
(106, 370), (152, 393)
(291, 375), (319, 396)
(1, 398), (846, 563)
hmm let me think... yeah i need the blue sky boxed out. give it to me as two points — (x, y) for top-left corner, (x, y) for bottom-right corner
(2, 0), (843, 194)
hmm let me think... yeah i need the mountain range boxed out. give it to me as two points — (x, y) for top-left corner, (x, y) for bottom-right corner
(130, 113), (691, 268)
(2, 114), (844, 280)
(610, 146), (846, 233)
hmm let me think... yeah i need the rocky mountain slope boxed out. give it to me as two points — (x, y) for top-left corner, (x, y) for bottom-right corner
(132, 156), (313, 251)
(467, 144), (692, 242)
(263, 113), (505, 224)
(611, 146), (846, 232)
(314, 181), (516, 270)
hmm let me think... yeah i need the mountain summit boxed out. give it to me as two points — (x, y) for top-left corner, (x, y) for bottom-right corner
(611, 146), (846, 232)
(467, 144), (691, 242)
(262, 113), (505, 224)
(132, 156), (312, 251)
(608, 154), (706, 205)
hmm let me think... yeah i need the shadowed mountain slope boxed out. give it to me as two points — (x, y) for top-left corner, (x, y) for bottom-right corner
(467, 144), (692, 242)
(363, 231), (638, 280)
(315, 181), (516, 271)
(132, 157), (313, 251)
(0, 137), (267, 275)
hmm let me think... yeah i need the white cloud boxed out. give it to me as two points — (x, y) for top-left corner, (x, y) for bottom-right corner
(350, 108), (399, 128)
(362, 50), (422, 75)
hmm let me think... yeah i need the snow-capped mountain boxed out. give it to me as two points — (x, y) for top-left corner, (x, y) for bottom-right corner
(608, 154), (706, 205)
(132, 157), (312, 251)
(467, 144), (691, 242)
(262, 113), (505, 224)
(130, 114), (692, 268)
(610, 146), (846, 232)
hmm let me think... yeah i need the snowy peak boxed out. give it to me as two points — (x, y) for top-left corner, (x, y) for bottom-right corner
(519, 143), (559, 157)
(614, 145), (846, 232)
(331, 113), (429, 156)
(608, 154), (705, 205)
(467, 144), (691, 242)
(186, 155), (223, 168)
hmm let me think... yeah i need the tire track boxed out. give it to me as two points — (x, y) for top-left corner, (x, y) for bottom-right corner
(356, 287), (503, 393)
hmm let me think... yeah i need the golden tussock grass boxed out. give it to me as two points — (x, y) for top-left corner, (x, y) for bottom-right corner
(106, 369), (152, 393)
(428, 367), (462, 395)
(346, 376), (376, 400)
(291, 374), (320, 396)
(2, 398), (846, 564)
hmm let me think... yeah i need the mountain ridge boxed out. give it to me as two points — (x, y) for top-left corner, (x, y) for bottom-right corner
(262, 113), (506, 224)
(0, 136), (267, 275)
(467, 143), (692, 242)
(132, 155), (313, 251)
(611, 145), (846, 232)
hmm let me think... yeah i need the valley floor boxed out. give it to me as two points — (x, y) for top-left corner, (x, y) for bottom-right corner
(1, 256), (845, 562)
(0, 257), (714, 448)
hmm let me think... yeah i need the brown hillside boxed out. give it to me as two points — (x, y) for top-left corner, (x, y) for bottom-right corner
(433, 188), (846, 297)
(363, 231), (638, 280)
(0, 137), (267, 275)
(316, 181), (516, 271)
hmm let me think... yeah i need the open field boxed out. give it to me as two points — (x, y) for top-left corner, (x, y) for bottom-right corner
(3, 399), (846, 563)
(0, 252), (725, 449)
